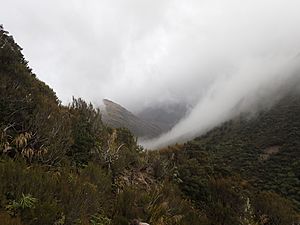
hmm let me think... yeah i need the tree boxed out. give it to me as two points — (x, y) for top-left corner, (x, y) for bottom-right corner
(67, 98), (104, 166)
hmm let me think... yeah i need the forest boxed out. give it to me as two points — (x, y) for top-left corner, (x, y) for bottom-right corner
(0, 26), (299, 225)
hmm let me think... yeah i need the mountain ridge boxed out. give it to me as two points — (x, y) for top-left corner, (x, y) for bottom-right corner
(100, 99), (163, 138)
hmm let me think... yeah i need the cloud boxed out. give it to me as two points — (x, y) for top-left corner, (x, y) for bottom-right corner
(1, 0), (172, 104)
(141, 56), (300, 148)
(2, 0), (300, 147)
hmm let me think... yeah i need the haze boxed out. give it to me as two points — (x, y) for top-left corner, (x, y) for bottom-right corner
(2, 0), (300, 148)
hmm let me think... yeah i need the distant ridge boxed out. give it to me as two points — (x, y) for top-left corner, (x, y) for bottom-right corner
(137, 102), (189, 132)
(100, 99), (163, 138)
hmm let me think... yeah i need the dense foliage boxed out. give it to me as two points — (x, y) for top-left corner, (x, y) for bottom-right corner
(157, 92), (300, 224)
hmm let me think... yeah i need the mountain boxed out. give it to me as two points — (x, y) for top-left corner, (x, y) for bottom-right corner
(101, 99), (190, 138)
(100, 99), (163, 138)
(136, 102), (189, 132)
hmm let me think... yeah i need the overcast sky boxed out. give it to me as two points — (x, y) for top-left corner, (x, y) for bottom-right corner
(2, 0), (300, 147)
(2, 0), (299, 108)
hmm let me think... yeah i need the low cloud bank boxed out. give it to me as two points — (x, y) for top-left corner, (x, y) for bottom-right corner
(141, 57), (300, 149)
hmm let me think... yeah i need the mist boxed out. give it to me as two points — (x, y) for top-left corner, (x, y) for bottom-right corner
(2, 0), (300, 148)
(141, 58), (300, 148)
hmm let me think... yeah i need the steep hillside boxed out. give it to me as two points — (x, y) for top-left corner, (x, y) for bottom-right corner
(160, 90), (300, 211)
(101, 99), (163, 138)
(0, 26), (205, 225)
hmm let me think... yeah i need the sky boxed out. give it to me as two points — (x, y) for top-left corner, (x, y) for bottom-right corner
(2, 0), (300, 147)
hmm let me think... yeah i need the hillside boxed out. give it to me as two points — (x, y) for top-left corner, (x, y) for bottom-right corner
(159, 89), (300, 211)
(0, 26), (209, 225)
(101, 99), (163, 138)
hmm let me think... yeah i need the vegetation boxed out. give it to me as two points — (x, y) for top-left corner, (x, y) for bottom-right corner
(0, 25), (299, 224)
(156, 92), (300, 224)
